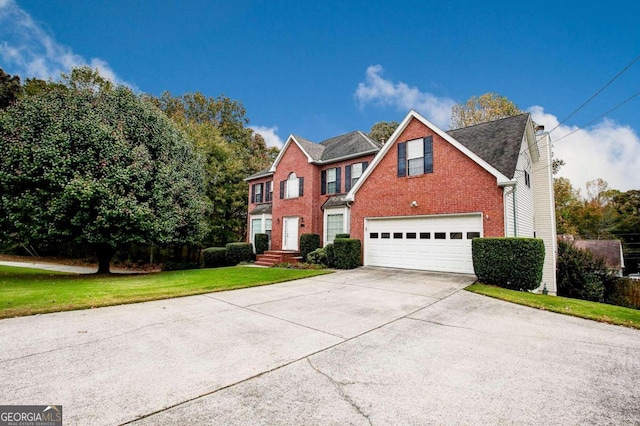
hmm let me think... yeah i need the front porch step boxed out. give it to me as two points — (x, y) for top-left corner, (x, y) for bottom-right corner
(256, 250), (301, 266)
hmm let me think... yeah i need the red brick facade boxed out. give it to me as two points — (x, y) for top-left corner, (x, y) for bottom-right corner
(349, 118), (505, 243)
(248, 117), (507, 252)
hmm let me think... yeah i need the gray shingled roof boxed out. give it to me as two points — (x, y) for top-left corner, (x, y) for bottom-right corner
(573, 240), (624, 270)
(292, 135), (325, 161)
(245, 168), (273, 181)
(319, 131), (381, 162)
(249, 203), (273, 215)
(322, 195), (350, 209)
(447, 113), (530, 179)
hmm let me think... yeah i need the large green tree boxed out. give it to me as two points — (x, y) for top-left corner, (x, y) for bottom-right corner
(368, 120), (399, 144)
(150, 92), (277, 245)
(0, 82), (209, 273)
(0, 68), (21, 109)
(450, 93), (521, 129)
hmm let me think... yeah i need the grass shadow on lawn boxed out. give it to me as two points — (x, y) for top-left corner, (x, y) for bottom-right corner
(466, 283), (640, 330)
(0, 265), (331, 319)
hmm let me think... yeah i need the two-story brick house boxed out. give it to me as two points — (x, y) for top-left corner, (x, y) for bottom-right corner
(246, 110), (557, 294)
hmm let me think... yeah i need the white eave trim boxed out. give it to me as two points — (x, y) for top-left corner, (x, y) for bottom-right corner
(313, 148), (379, 165)
(346, 110), (512, 201)
(269, 135), (315, 172)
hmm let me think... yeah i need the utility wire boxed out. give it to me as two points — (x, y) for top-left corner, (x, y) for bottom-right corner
(548, 54), (640, 134)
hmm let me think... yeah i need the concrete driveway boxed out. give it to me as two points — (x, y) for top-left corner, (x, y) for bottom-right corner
(1, 267), (638, 425)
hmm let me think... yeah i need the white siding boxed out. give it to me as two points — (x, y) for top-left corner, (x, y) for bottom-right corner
(504, 137), (535, 238)
(532, 132), (558, 294)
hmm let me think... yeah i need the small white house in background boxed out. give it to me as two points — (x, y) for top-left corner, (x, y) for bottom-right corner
(573, 239), (625, 277)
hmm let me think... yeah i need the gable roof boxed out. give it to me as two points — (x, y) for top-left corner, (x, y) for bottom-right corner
(446, 113), (530, 179)
(346, 110), (522, 201)
(573, 240), (625, 270)
(244, 168), (274, 182)
(269, 130), (381, 173)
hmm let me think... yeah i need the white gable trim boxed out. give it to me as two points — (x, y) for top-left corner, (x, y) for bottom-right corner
(269, 135), (314, 172)
(345, 110), (512, 201)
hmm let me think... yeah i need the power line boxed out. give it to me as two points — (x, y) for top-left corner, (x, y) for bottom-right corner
(548, 54), (640, 134)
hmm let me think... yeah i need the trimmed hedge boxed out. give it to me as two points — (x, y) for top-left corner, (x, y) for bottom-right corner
(162, 261), (200, 271)
(335, 234), (350, 240)
(225, 242), (254, 265)
(325, 243), (336, 268)
(306, 248), (328, 266)
(300, 233), (320, 262)
(333, 238), (362, 269)
(472, 238), (545, 291)
(254, 233), (269, 255)
(202, 247), (227, 268)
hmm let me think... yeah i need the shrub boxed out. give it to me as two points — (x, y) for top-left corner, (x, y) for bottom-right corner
(335, 233), (350, 240)
(307, 248), (327, 266)
(299, 233), (321, 262)
(162, 261), (200, 271)
(472, 238), (545, 291)
(225, 242), (254, 265)
(324, 243), (336, 268)
(254, 233), (269, 255)
(333, 238), (361, 269)
(557, 240), (613, 302)
(202, 247), (227, 268)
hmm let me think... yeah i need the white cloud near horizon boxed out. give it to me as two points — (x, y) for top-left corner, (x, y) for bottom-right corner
(250, 125), (284, 149)
(0, 0), (130, 87)
(529, 106), (640, 193)
(354, 65), (456, 129)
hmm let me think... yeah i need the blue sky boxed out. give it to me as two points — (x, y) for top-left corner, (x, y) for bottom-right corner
(1, 0), (639, 192)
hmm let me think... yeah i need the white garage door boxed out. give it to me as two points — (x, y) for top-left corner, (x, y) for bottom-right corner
(364, 214), (482, 274)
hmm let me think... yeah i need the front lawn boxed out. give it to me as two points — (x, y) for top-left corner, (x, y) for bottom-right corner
(466, 283), (640, 330)
(0, 265), (331, 319)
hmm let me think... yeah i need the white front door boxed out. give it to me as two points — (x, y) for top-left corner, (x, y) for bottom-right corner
(282, 217), (299, 251)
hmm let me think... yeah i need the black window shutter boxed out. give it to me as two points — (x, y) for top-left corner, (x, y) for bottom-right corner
(265, 181), (271, 202)
(280, 180), (285, 199)
(397, 142), (406, 177)
(251, 184), (256, 204)
(345, 165), (352, 192)
(258, 183), (264, 203)
(363, 161), (369, 170)
(424, 136), (433, 174)
(336, 167), (341, 193)
(321, 170), (327, 195)
(299, 177), (304, 197)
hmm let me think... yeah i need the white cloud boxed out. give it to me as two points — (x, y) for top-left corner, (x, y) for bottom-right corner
(0, 0), (131, 87)
(250, 125), (284, 149)
(354, 65), (456, 129)
(529, 105), (640, 193)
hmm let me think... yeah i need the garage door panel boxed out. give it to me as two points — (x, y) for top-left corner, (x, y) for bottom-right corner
(364, 214), (481, 274)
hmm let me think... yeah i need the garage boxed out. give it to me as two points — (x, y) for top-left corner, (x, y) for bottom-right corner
(364, 214), (482, 274)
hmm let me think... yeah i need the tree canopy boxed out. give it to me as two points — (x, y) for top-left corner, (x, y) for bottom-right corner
(0, 68), (21, 109)
(368, 120), (399, 144)
(0, 81), (209, 273)
(450, 93), (521, 129)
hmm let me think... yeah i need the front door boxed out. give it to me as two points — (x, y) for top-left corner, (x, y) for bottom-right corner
(282, 217), (299, 251)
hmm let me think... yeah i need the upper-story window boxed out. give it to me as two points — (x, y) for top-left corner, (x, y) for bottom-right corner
(321, 167), (341, 195)
(345, 161), (368, 191)
(397, 136), (433, 177)
(280, 172), (304, 199)
(251, 183), (263, 204)
(265, 181), (273, 202)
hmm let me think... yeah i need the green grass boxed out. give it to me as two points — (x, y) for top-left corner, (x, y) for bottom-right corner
(0, 265), (331, 319)
(466, 283), (640, 330)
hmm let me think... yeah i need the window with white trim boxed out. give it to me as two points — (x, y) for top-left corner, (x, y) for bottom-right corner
(286, 172), (299, 199)
(251, 218), (262, 246)
(351, 163), (363, 186)
(407, 139), (424, 176)
(255, 184), (262, 203)
(397, 137), (433, 177)
(326, 214), (344, 244)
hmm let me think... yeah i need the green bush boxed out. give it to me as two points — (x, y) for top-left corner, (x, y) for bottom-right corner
(299, 233), (320, 262)
(557, 240), (614, 302)
(307, 248), (327, 266)
(335, 234), (350, 240)
(225, 242), (254, 265)
(202, 247), (227, 268)
(162, 261), (200, 271)
(254, 233), (269, 255)
(472, 238), (545, 291)
(333, 238), (361, 269)
(324, 243), (336, 268)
